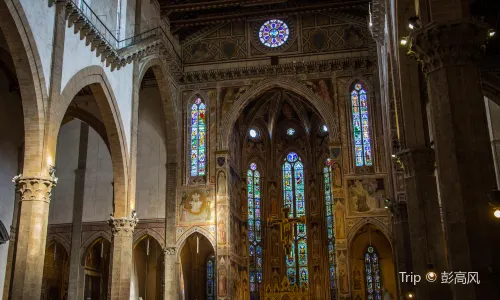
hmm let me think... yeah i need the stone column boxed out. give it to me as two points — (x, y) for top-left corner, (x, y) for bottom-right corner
(164, 162), (178, 299)
(215, 152), (230, 300)
(409, 20), (500, 299)
(11, 176), (56, 299)
(391, 201), (414, 298)
(108, 217), (138, 300)
(2, 191), (20, 299)
(68, 122), (89, 299)
(398, 147), (450, 299)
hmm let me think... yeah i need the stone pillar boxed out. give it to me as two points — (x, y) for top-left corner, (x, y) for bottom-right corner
(215, 152), (230, 300)
(2, 192), (20, 299)
(11, 176), (56, 299)
(398, 147), (450, 299)
(409, 20), (500, 299)
(108, 217), (138, 300)
(391, 201), (414, 298)
(164, 162), (178, 299)
(68, 122), (89, 299)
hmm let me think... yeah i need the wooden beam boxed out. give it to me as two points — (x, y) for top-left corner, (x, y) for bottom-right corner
(161, 0), (287, 12)
(169, 0), (369, 27)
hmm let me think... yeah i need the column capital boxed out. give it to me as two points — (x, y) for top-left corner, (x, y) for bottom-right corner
(397, 147), (435, 177)
(13, 176), (57, 203)
(164, 247), (177, 255)
(408, 19), (489, 73)
(108, 217), (138, 237)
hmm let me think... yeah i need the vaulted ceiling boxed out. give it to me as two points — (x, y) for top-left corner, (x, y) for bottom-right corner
(159, 0), (370, 41)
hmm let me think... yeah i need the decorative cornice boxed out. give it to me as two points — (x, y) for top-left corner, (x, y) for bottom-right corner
(397, 147), (435, 178)
(108, 217), (138, 237)
(408, 20), (489, 74)
(181, 57), (375, 84)
(14, 176), (57, 203)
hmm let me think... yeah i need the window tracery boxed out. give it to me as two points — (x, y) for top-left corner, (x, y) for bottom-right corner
(190, 97), (206, 177)
(351, 83), (373, 167)
(282, 152), (308, 287)
(207, 255), (216, 300)
(248, 163), (263, 293)
(365, 246), (381, 300)
(324, 158), (336, 292)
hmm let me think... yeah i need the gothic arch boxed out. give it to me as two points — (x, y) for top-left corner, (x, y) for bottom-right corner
(80, 231), (112, 261)
(346, 217), (393, 248)
(133, 230), (165, 249)
(46, 234), (71, 255)
(176, 226), (216, 253)
(220, 77), (337, 150)
(54, 66), (129, 217)
(0, 0), (48, 175)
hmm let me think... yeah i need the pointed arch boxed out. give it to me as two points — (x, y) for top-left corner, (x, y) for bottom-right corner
(220, 77), (337, 150)
(176, 226), (216, 252)
(133, 230), (165, 249)
(247, 161), (263, 293)
(364, 245), (382, 300)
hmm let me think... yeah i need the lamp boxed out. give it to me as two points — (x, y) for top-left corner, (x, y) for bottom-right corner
(486, 190), (500, 219)
(400, 37), (408, 46)
(406, 291), (416, 299)
(408, 16), (421, 30)
(488, 29), (496, 38)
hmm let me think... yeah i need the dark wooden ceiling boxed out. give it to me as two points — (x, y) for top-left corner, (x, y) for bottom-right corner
(159, 0), (370, 41)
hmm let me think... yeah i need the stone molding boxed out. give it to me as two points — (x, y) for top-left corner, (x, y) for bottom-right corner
(408, 20), (489, 73)
(13, 176), (57, 203)
(164, 247), (177, 255)
(181, 57), (375, 84)
(397, 147), (435, 178)
(108, 217), (138, 237)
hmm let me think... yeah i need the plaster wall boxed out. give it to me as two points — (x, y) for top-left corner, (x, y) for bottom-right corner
(60, 29), (133, 152)
(86, 0), (120, 38)
(135, 86), (166, 219)
(19, 0), (55, 93)
(0, 70), (23, 298)
(140, 0), (160, 32)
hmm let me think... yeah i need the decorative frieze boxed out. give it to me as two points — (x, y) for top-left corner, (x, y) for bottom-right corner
(13, 176), (57, 203)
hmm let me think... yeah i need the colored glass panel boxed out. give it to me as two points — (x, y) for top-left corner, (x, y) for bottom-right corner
(190, 98), (207, 176)
(351, 83), (372, 167)
(287, 128), (296, 136)
(282, 153), (309, 287)
(259, 19), (290, 48)
(248, 165), (263, 293)
(324, 159), (336, 293)
(207, 256), (216, 300)
(365, 246), (382, 300)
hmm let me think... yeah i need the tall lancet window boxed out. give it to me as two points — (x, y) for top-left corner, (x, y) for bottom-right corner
(282, 152), (308, 286)
(190, 97), (206, 176)
(351, 83), (373, 167)
(365, 245), (381, 300)
(247, 163), (263, 293)
(324, 158), (336, 293)
(206, 255), (216, 300)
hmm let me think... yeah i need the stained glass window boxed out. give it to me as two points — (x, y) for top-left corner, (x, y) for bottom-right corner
(190, 97), (206, 176)
(351, 83), (373, 167)
(287, 128), (295, 136)
(324, 158), (336, 295)
(248, 163), (263, 294)
(365, 246), (381, 300)
(259, 19), (289, 48)
(207, 255), (216, 300)
(282, 152), (308, 287)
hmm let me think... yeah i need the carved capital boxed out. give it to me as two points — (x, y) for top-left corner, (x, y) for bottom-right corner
(408, 20), (488, 73)
(164, 247), (177, 255)
(14, 176), (57, 203)
(108, 217), (138, 237)
(397, 147), (435, 177)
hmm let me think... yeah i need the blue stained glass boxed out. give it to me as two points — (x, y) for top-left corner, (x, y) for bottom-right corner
(190, 98), (207, 176)
(248, 165), (263, 293)
(324, 159), (336, 292)
(206, 256), (215, 299)
(351, 83), (372, 166)
(365, 246), (382, 300)
(282, 153), (309, 287)
(259, 19), (290, 48)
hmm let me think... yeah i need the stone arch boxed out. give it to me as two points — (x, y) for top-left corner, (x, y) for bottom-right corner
(346, 217), (393, 248)
(133, 230), (165, 249)
(0, 0), (48, 175)
(220, 77), (337, 150)
(54, 66), (129, 217)
(80, 232), (112, 263)
(46, 234), (71, 255)
(176, 226), (216, 253)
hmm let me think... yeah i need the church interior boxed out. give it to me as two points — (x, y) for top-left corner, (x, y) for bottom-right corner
(0, 0), (499, 299)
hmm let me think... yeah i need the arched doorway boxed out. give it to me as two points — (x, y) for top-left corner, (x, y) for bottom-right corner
(179, 233), (215, 300)
(349, 224), (396, 300)
(41, 241), (69, 300)
(131, 235), (164, 299)
(82, 238), (110, 300)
